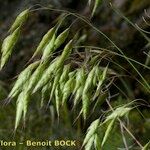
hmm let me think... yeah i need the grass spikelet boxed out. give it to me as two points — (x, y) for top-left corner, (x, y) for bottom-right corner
(56, 40), (73, 68)
(74, 85), (84, 107)
(41, 34), (56, 61)
(60, 39), (73, 59)
(82, 66), (97, 119)
(32, 58), (59, 93)
(94, 134), (101, 150)
(73, 68), (86, 94)
(93, 65), (108, 100)
(1, 27), (20, 69)
(54, 28), (70, 50)
(27, 61), (48, 92)
(32, 27), (55, 59)
(105, 106), (132, 123)
(62, 71), (76, 105)
(50, 68), (62, 100)
(85, 136), (95, 150)
(41, 82), (51, 107)
(92, 65), (100, 86)
(59, 64), (70, 85)
(82, 93), (91, 120)
(55, 85), (62, 117)
(9, 9), (29, 33)
(15, 90), (29, 130)
(73, 68), (86, 107)
(101, 118), (115, 147)
(8, 61), (39, 98)
(83, 66), (97, 94)
(89, 55), (100, 67)
(22, 91), (30, 122)
(41, 28), (70, 61)
(83, 119), (100, 146)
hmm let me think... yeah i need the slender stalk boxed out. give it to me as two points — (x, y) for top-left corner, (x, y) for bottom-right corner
(120, 122), (129, 150)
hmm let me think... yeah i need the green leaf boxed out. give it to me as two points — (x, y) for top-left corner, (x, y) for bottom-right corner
(93, 65), (108, 100)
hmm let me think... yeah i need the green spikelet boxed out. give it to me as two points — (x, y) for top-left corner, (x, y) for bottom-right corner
(1, 27), (20, 69)
(56, 40), (73, 68)
(15, 92), (24, 130)
(85, 136), (95, 150)
(62, 71), (76, 105)
(32, 27), (55, 59)
(9, 9), (29, 33)
(83, 119), (100, 146)
(8, 61), (39, 98)
(27, 61), (48, 93)
(105, 106), (132, 123)
(93, 65), (108, 100)
(55, 85), (62, 117)
(41, 82), (52, 107)
(94, 134), (101, 150)
(54, 28), (70, 50)
(73, 68), (86, 94)
(32, 58), (59, 93)
(74, 85), (84, 107)
(15, 90), (30, 130)
(22, 91), (30, 122)
(50, 68), (62, 100)
(101, 119), (115, 147)
(59, 64), (70, 85)
(41, 34), (56, 61)
(82, 66), (97, 120)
